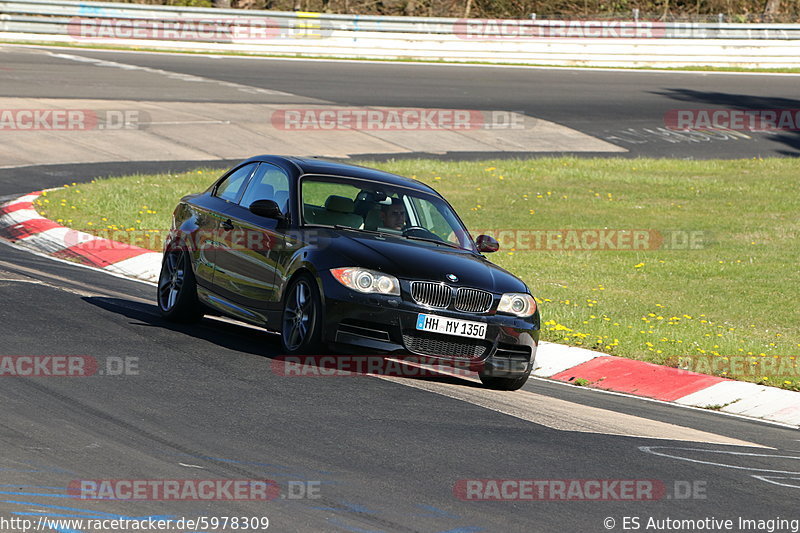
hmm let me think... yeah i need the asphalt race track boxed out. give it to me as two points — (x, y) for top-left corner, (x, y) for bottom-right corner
(1, 45), (799, 533)
(1, 46), (800, 162)
(74, 51), (800, 159)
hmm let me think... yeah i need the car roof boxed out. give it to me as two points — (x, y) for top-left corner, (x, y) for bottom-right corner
(244, 155), (439, 195)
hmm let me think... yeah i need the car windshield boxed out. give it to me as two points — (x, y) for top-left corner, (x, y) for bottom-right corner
(300, 175), (474, 251)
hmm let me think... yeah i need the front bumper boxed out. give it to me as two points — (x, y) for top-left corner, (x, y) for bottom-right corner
(320, 276), (539, 377)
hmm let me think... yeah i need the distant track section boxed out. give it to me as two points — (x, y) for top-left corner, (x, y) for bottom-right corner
(2, 0), (800, 67)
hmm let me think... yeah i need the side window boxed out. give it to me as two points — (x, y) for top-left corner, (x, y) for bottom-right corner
(300, 179), (363, 229)
(214, 163), (257, 203)
(301, 180), (359, 209)
(239, 163), (291, 212)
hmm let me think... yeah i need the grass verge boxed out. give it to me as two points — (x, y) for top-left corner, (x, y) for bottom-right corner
(35, 157), (800, 389)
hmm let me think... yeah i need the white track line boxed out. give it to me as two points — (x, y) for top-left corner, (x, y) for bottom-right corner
(5, 43), (799, 77)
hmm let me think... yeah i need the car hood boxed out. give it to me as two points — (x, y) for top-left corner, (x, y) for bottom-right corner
(317, 230), (529, 294)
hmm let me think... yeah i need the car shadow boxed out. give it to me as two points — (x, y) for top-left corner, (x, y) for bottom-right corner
(82, 296), (485, 389)
(82, 295), (280, 358)
(650, 88), (800, 157)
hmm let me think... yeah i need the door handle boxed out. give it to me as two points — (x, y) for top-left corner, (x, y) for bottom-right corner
(221, 219), (234, 231)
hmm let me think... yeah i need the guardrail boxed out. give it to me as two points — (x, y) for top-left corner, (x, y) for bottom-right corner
(2, 0), (800, 67)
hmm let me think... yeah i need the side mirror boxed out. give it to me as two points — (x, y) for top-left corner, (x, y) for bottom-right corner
(249, 199), (286, 221)
(475, 234), (499, 253)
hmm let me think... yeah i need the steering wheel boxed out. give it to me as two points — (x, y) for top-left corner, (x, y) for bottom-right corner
(402, 226), (444, 241)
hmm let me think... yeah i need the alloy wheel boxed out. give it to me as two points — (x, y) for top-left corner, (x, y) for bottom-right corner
(158, 251), (185, 311)
(283, 280), (315, 351)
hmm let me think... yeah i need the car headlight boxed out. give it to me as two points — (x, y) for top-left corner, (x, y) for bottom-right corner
(497, 293), (537, 317)
(331, 267), (400, 296)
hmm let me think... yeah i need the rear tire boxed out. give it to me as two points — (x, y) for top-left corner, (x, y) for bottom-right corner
(281, 274), (324, 355)
(157, 250), (204, 323)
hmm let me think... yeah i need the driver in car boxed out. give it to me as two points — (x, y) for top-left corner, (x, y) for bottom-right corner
(380, 198), (406, 230)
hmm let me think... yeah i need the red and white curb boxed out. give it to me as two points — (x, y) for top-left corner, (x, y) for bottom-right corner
(0, 191), (162, 282)
(534, 342), (800, 427)
(3, 191), (799, 428)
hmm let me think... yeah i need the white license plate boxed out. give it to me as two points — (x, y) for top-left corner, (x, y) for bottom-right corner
(415, 313), (487, 339)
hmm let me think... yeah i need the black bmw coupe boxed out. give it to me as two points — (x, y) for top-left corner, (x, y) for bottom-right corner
(158, 156), (539, 390)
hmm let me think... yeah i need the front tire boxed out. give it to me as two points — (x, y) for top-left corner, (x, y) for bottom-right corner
(157, 250), (204, 323)
(281, 274), (323, 355)
(479, 367), (532, 391)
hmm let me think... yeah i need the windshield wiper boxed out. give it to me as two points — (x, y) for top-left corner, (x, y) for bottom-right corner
(400, 234), (463, 249)
(333, 225), (392, 238)
(332, 224), (466, 250)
